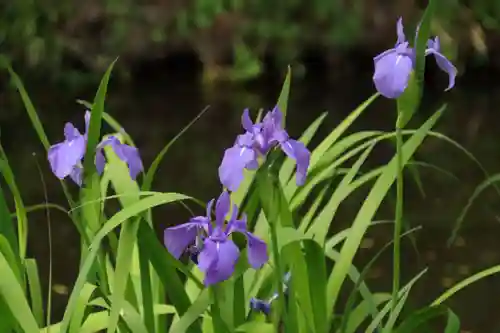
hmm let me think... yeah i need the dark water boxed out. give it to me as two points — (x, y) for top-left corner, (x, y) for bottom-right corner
(3, 57), (500, 331)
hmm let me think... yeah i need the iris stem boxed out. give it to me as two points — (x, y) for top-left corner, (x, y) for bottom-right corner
(267, 176), (288, 329)
(392, 115), (404, 312)
(210, 286), (228, 333)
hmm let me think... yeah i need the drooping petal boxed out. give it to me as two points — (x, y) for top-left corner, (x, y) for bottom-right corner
(244, 232), (268, 268)
(95, 148), (106, 175)
(396, 17), (406, 45)
(280, 139), (310, 186)
(227, 217), (268, 269)
(47, 136), (86, 179)
(425, 39), (457, 91)
(215, 191), (231, 226)
(198, 238), (240, 286)
(64, 122), (81, 140)
(69, 166), (83, 186)
(241, 108), (254, 132)
(100, 136), (144, 180)
(373, 48), (414, 99)
(164, 219), (208, 259)
(218, 146), (257, 192)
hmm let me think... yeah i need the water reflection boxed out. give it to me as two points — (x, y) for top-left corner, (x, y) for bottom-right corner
(2, 61), (500, 331)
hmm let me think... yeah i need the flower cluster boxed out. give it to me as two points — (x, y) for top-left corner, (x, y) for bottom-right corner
(164, 191), (268, 285)
(218, 107), (310, 191)
(373, 17), (457, 99)
(48, 111), (143, 185)
(163, 106), (311, 285)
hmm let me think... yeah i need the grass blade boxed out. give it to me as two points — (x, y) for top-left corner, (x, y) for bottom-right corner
(25, 259), (44, 327)
(0, 251), (40, 332)
(325, 106), (445, 325)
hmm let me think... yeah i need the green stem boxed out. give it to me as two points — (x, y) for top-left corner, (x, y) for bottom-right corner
(210, 286), (228, 333)
(267, 177), (287, 329)
(392, 117), (404, 312)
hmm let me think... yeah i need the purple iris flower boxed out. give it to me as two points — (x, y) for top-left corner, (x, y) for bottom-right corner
(48, 111), (143, 185)
(250, 271), (291, 315)
(373, 17), (457, 99)
(219, 107), (310, 191)
(164, 191), (268, 286)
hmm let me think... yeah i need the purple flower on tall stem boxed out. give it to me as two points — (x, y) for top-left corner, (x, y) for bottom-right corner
(48, 111), (143, 185)
(219, 107), (310, 191)
(373, 17), (457, 99)
(164, 191), (268, 286)
(250, 271), (292, 315)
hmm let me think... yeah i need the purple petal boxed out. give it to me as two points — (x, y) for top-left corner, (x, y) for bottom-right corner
(164, 219), (208, 259)
(101, 136), (144, 180)
(245, 232), (268, 268)
(64, 123), (81, 141)
(215, 191), (230, 226)
(280, 139), (311, 185)
(227, 217), (268, 269)
(269, 106), (283, 129)
(396, 17), (406, 46)
(241, 108), (254, 132)
(425, 40), (457, 91)
(69, 166), (83, 186)
(373, 48), (414, 99)
(199, 238), (240, 286)
(218, 146), (257, 192)
(95, 148), (106, 175)
(47, 136), (86, 179)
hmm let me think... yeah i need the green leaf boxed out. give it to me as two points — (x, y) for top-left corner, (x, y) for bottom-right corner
(0, 56), (50, 149)
(414, 0), (436, 88)
(396, 71), (419, 128)
(340, 294), (391, 333)
(169, 289), (211, 333)
(143, 106), (209, 192)
(444, 309), (460, 333)
(365, 269), (428, 333)
(25, 259), (44, 327)
(69, 283), (96, 333)
(432, 264), (500, 306)
(276, 66), (291, 127)
(310, 93), (379, 170)
(303, 240), (328, 333)
(235, 322), (275, 333)
(307, 142), (375, 243)
(0, 235), (22, 284)
(0, 147), (28, 259)
(82, 58), (117, 184)
(137, 223), (203, 333)
(0, 251), (39, 332)
(0, 182), (18, 258)
(103, 137), (142, 333)
(59, 192), (190, 333)
(325, 106), (445, 325)
(393, 305), (448, 333)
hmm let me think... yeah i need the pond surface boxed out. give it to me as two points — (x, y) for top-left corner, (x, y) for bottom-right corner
(2, 58), (500, 332)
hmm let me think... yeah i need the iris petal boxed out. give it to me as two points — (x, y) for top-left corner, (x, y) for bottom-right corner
(373, 50), (413, 99)
(280, 139), (310, 186)
(218, 146), (256, 191)
(199, 238), (240, 286)
(164, 219), (208, 259)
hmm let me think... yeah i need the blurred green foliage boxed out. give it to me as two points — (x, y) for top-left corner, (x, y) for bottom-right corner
(0, 0), (499, 82)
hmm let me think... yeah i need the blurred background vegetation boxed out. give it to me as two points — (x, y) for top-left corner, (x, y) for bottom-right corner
(1, 0), (499, 85)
